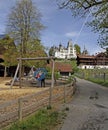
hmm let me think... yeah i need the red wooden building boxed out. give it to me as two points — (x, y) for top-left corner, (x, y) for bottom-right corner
(77, 52), (108, 69)
(47, 61), (73, 76)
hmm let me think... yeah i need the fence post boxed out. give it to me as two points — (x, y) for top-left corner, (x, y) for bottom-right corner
(64, 85), (66, 103)
(18, 98), (23, 121)
(103, 73), (106, 82)
(73, 79), (76, 95)
(83, 72), (85, 79)
(19, 57), (22, 88)
(49, 59), (55, 107)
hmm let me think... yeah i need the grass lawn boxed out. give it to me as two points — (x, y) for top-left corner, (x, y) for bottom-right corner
(87, 78), (108, 87)
(76, 69), (108, 87)
(4, 107), (67, 130)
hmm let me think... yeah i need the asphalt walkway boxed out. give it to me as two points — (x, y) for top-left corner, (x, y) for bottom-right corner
(61, 78), (108, 130)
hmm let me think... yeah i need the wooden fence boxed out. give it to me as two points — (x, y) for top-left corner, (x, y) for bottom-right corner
(0, 81), (76, 129)
(76, 70), (108, 82)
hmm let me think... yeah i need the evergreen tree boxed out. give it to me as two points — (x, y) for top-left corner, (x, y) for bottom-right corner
(49, 46), (55, 56)
(74, 44), (81, 55)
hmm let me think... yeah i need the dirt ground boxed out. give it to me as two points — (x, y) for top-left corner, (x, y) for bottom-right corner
(0, 77), (47, 104)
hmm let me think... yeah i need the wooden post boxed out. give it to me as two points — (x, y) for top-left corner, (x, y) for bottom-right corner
(64, 85), (66, 103)
(103, 73), (106, 82)
(19, 57), (22, 88)
(10, 63), (20, 88)
(83, 72), (85, 79)
(18, 98), (23, 121)
(49, 59), (55, 107)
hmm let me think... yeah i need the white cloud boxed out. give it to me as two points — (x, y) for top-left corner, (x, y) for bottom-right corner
(65, 32), (79, 38)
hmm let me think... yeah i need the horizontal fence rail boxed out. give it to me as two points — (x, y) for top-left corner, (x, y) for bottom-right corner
(0, 81), (76, 129)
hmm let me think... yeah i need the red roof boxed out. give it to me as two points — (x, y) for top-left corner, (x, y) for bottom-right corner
(77, 54), (95, 59)
(77, 52), (108, 59)
(47, 61), (73, 72)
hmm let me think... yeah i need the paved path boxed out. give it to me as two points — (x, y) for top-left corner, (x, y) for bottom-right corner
(61, 78), (108, 130)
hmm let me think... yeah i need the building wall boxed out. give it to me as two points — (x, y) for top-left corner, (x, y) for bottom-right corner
(77, 52), (108, 69)
(54, 40), (77, 59)
(79, 65), (108, 69)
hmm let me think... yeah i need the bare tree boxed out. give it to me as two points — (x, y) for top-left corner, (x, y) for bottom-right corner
(7, 0), (44, 56)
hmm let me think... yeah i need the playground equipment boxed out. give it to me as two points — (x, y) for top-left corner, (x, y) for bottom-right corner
(34, 68), (47, 81)
(33, 68), (47, 87)
(10, 57), (55, 88)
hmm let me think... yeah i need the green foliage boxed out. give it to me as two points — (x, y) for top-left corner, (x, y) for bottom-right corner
(0, 35), (18, 67)
(46, 72), (60, 80)
(74, 44), (81, 54)
(70, 59), (79, 73)
(106, 48), (108, 57)
(4, 108), (62, 130)
(57, 0), (108, 48)
(76, 69), (108, 87)
(49, 46), (55, 56)
(22, 39), (47, 68)
(0, 35), (47, 68)
(87, 2), (108, 47)
(88, 78), (108, 87)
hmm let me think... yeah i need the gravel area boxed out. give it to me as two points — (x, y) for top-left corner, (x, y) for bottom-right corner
(0, 77), (67, 104)
(61, 78), (108, 130)
(0, 77), (47, 104)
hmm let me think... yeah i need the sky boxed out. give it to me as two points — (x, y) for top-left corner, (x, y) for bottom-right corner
(0, 0), (104, 55)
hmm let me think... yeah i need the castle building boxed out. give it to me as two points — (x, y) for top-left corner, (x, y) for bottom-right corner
(54, 40), (77, 59)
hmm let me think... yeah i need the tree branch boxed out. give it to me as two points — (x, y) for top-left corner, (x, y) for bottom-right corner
(84, 0), (106, 10)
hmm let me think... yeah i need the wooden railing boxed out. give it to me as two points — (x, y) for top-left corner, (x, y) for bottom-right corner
(0, 81), (76, 129)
